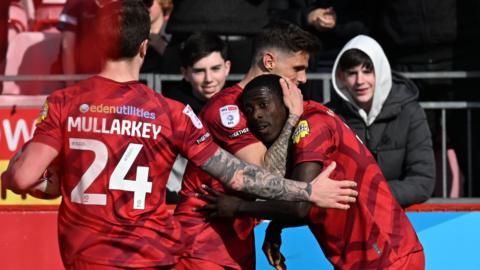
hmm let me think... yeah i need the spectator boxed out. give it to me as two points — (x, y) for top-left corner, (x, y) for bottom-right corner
(162, 0), (275, 75)
(163, 32), (231, 203)
(164, 32), (231, 113)
(140, 0), (172, 73)
(1, 1), (349, 268)
(327, 35), (435, 207)
(305, 0), (372, 72)
(372, 0), (457, 101)
(269, 0), (373, 102)
(428, 114), (464, 198)
(57, 0), (104, 86)
(0, 0), (12, 79)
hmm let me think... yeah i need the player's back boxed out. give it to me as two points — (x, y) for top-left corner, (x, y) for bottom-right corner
(295, 101), (422, 269)
(34, 76), (217, 267)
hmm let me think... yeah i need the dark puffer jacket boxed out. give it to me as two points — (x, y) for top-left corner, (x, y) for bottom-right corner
(328, 72), (435, 206)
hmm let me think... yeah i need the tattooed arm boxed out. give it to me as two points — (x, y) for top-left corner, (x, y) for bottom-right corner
(201, 148), (357, 206)
(263, 113), (298, 176)
(263, 79), (303, 176)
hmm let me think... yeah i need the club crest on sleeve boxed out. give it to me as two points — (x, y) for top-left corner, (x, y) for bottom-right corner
(37, 100), (49, 124)
(292, 120), (310, 144)
(219, 105), (240, 128)
(182, 105), (203, 129)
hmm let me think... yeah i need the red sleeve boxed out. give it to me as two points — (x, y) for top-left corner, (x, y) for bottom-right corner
(30, 95), (64, 151)
(171, 104), (219, 167)
(201, 101), (259, 154)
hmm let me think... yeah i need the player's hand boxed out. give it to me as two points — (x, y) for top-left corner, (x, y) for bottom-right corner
(263, 223), (287, 270)
(29, 163), (61, 199)
(2, 148), (25, 195)
(194, 185), (243, 219)
(280, 78), (303, 118)
(309, 162), (358, 210)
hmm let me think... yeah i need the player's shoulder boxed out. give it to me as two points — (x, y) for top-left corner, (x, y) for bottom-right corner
(303, 100), (336, 119)
(201, 84), (242, 117)
(46, 80), (85, 103)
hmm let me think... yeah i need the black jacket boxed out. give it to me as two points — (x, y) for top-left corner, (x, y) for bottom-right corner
(166, 0), (270, 35)
(328, 73), (436, 207)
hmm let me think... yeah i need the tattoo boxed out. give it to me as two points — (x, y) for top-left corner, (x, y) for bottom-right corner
(201, 148), (311, 201)
(264, 113), (299, 176)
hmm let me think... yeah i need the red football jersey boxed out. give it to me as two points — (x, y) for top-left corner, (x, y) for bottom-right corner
(31, 76), (218, 267)
(174, 84), (257, 270)
(292, 101), (423, 269)
(201, 84), (259, 152)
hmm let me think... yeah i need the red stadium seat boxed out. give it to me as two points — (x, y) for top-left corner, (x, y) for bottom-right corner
(32, 0), (66, 31)
(2, 31), (63, 95)
(8, 1), (29, 44)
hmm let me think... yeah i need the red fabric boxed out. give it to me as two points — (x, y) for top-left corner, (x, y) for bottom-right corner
(67, 260), (175, 270)
(173, 84), (257, 270)
(199, 84), (259, 154)
(31, 76), (218, 267)
(174, 257), (231, 270)
(293, 101), (423, 270)
(384, 251), (425, 270)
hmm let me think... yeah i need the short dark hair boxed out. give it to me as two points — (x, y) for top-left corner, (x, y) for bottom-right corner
(242, 74), (284, 105)
(338, 49), (373, 71)
(251, 21), (320, 64)
(180, 32), (227, 67)
(96, 0), (151, 60)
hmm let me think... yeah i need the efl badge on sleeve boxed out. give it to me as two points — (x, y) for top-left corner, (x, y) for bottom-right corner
(292, 120), (310, 144)
(36, 100), (49, 124)
(219, 105), (240, 128)
(183, 105), (203, 129)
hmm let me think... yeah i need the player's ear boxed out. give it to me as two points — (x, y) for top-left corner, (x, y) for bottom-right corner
(224, 60), (231, 75)
(262, 52), (275, 71)
(139, 39), (149, 58)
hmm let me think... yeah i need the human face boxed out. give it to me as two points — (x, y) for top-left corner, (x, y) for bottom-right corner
(338, 64), (375, 111)
(243, 88), (287, 145)
(271, 51), (309, 86)
(182, 52), (231, 100)
(148, 0), (162, 23)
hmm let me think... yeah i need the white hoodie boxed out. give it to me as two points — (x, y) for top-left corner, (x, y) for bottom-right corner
(331, 35), (392, 126)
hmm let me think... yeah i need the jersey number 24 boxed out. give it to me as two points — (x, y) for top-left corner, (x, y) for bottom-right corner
(69, 138), (152, 210)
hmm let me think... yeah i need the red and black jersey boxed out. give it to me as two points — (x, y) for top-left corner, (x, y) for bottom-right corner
(174, 84), (257, 270)
(31, 76), (218, 267)
(292, 101), (423, 269)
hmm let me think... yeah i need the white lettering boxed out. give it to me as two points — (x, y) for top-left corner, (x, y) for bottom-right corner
(68, 116), (81, 132)
(101, 118), (109, 133)
(121, 120), (131, 136)
(81, 116), (92, 132)
(111, 119), (120, 134)
(131, 121), (142, 137)
(152, 124), (161, 140)
(142, 123), (151, 138)
(2, 119), (35, 151)
(66, 117), (162, 140)
(92, 117), (101, 133)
